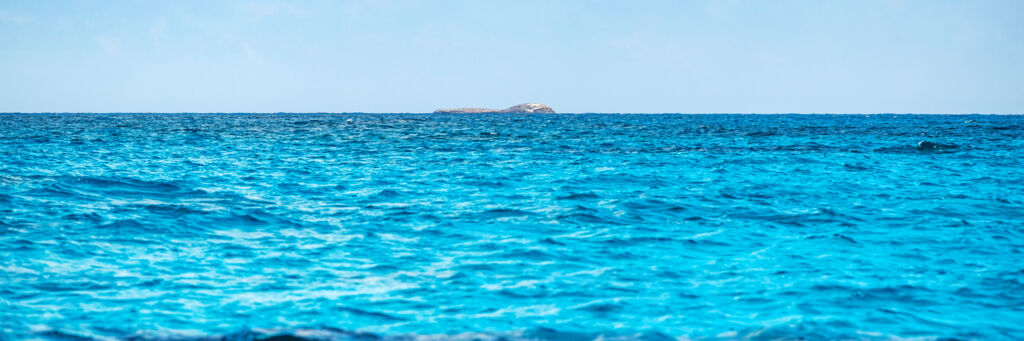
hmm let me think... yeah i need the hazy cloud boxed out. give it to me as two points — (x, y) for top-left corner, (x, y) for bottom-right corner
(0, 9), (31, 24)
(95, 36), (121, 56)
(242, 42), (262, 64)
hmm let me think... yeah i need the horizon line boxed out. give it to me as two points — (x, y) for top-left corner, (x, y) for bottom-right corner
(1, 112), (1021, 115)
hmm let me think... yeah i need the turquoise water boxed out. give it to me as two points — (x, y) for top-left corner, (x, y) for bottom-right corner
(1, 114), (1023, 340)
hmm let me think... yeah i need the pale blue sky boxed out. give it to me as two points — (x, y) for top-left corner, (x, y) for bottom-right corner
(1, 0), (1021, 113)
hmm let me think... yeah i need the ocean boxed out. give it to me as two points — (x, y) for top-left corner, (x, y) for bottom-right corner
(1, 113), (1022, 340)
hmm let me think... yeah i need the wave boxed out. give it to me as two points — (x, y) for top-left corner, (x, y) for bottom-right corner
(67, 176), (185, 192)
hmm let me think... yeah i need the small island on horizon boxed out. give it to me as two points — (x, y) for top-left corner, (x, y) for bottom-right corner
(434, 103), (555, 114)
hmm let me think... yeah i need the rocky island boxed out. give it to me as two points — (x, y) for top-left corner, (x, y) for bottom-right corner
(434, 103), (555, 114)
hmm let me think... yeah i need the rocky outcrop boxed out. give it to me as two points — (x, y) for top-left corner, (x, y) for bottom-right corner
(500, 103), (555, 113)
(916, 141), (959, 152)
(434, 103), (555, 114)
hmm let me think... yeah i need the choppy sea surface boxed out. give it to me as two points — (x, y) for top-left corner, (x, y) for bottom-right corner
(1, 114), (1023, 340)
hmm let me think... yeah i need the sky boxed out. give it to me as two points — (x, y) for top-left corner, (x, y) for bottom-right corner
(0, 0), (1022, 113)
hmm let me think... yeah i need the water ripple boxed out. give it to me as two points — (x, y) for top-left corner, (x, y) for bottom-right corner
(1, 114), (1023, 340)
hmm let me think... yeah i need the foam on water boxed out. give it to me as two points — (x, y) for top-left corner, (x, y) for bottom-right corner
(1, 114), (1023, 340)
